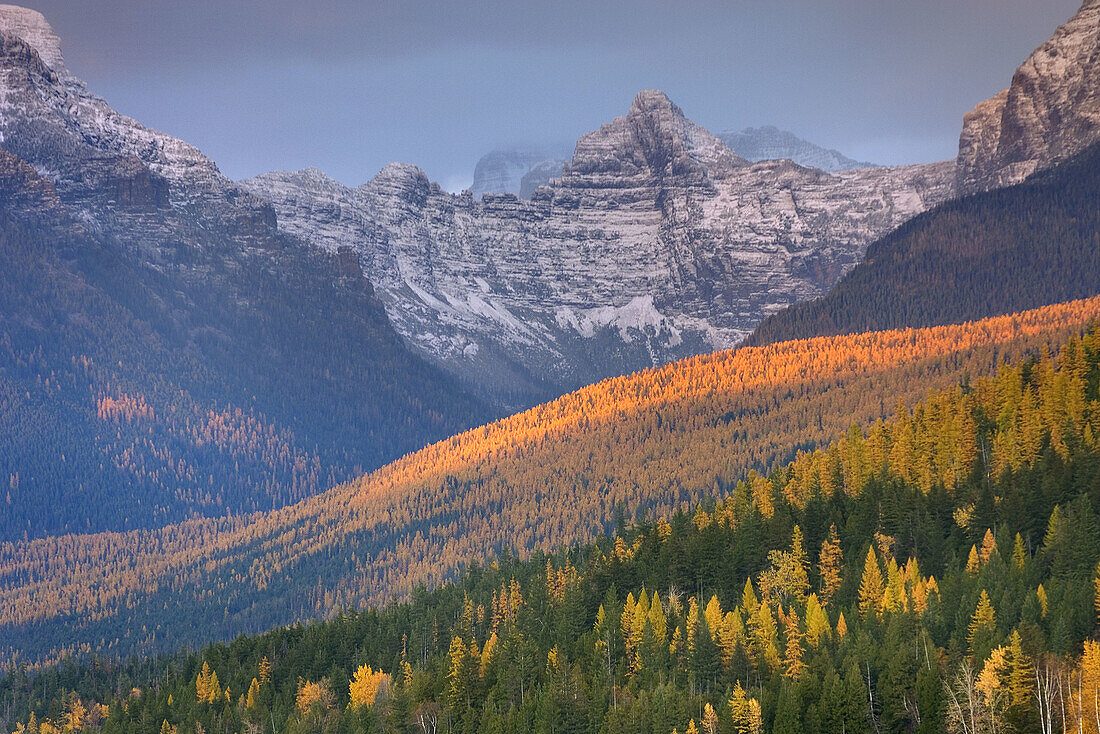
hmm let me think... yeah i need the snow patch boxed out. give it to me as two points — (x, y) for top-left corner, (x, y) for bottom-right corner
(556, 296), (678, 344)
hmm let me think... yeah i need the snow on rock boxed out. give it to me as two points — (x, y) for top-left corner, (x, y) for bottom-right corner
(243, 90), (955, 406)
(0, 4), (64, 72)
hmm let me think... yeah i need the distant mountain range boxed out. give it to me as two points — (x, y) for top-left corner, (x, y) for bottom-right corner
(468, 145), (572, 198)
(2, 0), (1100, 666)
(717, 125), (875, 172)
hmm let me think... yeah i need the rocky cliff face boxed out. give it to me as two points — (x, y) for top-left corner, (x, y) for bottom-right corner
(245, 90), (954, 406)
(957, 0), (1100, 193)
(717, 126), (874, 172)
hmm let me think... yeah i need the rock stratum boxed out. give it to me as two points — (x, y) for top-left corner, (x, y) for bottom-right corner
(246, 92), (954, 405)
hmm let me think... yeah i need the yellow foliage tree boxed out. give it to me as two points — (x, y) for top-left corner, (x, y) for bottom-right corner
(349, 665), (391, 709)
(817, 525), (844, 606)
(968, 590), (997, 657)
(858, 547), (884, 619)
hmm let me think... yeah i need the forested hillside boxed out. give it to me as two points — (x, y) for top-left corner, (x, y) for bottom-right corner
(3, 298), (1100, 665)
(745, 141), (1100, 347)
(4, 323), (1100, 734)
(0, 149), (488, 540)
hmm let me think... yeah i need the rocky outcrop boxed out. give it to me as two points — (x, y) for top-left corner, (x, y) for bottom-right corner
(245, 90), (955, 406)
(957, 0), (1100, 193)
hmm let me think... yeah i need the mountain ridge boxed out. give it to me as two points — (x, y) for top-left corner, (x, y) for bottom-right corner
(957, 0), (1100, 193)
(0, 5), (490, 539)
(717, 125), (875, 172)
(244, 90), (953, 407)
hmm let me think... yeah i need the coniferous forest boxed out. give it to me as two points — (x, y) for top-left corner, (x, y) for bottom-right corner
(5, 3), (1100, 734)
(747, 141), (1100, 348)
(3, 321), (1100, 734)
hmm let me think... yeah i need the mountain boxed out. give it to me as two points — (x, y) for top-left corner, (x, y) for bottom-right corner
(2, 297), (1097, 664)
(5, 321), (1100, 733)
(958, 0), (1100, 194)
(746, 1), (1100, 348)
(717, 125), (875, 171)
(745, 140), (1100, 346)
(468, 146), (570, 198)
(0, 6), (488, 540)
(244, 91), (953, 407)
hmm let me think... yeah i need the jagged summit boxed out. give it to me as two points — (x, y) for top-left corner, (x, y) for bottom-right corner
(564, 89), (745, 188)
(244, 88), (952, 406)
(627, 88), (682, 116)
(0, 4), (65, 73)
(957, 0), (1100, 193)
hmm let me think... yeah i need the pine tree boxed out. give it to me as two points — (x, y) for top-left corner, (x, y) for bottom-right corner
(1093, 560), (1100, 626)
(805, 593), (830, 647)
(258, 655), (271, 686)
(858, 546), (885, 619)
(703, 595), (723, 641)
(749, 600), (780, 671)
(702, 702), (719, 734)
(1011, 533), (1027, 573)
(693, 613), (721, 692)
(818, 525), (844, 605)
(979, 529), (998, 564)
(883, 558), (905, 614)
(781, 609), (804, 680)
(730, 682), (763, 734)
(968, 590), (997, 658)
(195, 662), (221, 704)
(648, 591), (667, 642)
(446, 637), (472, 716)
(742, 578), (759, 617)
(966, 545), (981, 576)
(1005, 630), (1031, 711)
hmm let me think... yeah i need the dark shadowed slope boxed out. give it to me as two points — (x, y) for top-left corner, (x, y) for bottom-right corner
(746, 141), (1100, 347)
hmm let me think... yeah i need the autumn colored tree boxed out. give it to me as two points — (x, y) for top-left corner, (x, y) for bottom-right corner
(858, 547), (885, 619)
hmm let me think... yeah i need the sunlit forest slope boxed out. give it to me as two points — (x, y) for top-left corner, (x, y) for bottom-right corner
(3, 298), (1100, 664)
(4, 320), (1100, 734)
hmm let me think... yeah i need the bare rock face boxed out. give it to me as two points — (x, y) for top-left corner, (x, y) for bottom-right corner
(0, 8), (283, 253)
(958, 0), (1100, 194)
(245, 90), (955, 407)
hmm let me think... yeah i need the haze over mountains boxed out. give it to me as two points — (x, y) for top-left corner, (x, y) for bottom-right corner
(468, 127), (874, 200)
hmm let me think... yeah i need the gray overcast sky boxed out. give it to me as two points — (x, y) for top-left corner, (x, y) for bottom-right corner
(24, 0), (1083, 191)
